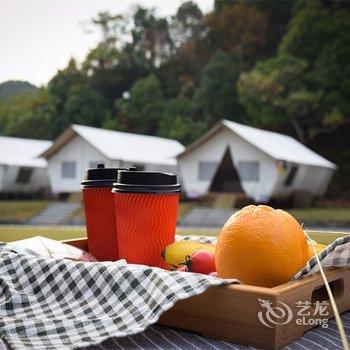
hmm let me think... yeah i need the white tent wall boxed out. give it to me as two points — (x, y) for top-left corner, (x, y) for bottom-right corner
(0, 165), (6, 191)
(315, 167), (335, 196)
(47, 135), (108, 194)
(47, 134), (179, 195)
(297, 165), (335, 196)
(146, 164), (178, 173)
(0, 165), (50, 193)
(68, 124), (183, 168)
(178, 128), (279, 201)
(273, 163), (334, 197)
(272, 163), (335, 198)
(178, 129), (229, 196)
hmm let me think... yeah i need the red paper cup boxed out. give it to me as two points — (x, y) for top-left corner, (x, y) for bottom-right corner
(81, 164), (126, 261)
(82, 187), (118, 261)
(112, 170), (181, 268)
(114, 192), (179, 268)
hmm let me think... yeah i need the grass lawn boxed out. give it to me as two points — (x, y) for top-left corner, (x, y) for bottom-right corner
(0, 225), (348, 246)
(0, 226), (86, 242)
(47, 206), (350, 225)
(0, 226), (211, 242)
(176, 227), (349, 245)
(289, 207), (350, 223)
(0, 201), (50, 223)
(1, 199), (350, 226)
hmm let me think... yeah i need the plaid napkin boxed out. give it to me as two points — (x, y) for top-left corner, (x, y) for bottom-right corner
(0, 239), (234, 350)
(293, 234), (350, 279)
(0, 235), (349, 350)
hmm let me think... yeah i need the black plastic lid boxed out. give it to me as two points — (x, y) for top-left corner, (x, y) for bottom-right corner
(81, 164), (137, 188)
(112, 170), (181, 194)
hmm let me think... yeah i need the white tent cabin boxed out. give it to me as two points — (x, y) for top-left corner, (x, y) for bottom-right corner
(40, 124), (185, 195)
(0, 136), (52, 196)
(177, 120), (336, 203)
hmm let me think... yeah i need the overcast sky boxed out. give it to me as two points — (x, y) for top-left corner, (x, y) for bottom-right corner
(0, 0), (213, 86)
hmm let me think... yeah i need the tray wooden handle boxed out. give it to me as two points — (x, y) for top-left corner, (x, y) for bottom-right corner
(311, 277), (344, 303)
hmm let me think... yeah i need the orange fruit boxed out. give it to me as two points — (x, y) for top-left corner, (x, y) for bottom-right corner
(215, 205), (309, 287)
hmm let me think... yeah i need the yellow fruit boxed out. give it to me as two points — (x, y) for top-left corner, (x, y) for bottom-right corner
(308, 242), (326, 258)
(162, 240), (216, 267)
(215, 205), (309, 287)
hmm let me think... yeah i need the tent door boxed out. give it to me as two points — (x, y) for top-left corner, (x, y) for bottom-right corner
(209, 147), (244, 193)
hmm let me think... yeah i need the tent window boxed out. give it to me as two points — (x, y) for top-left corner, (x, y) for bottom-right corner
(62, 161), (76, 178)
(198, 161), (218, 181)
(16, 167), (33, 184)
(284, 166), (298, 186)
(237, 161), (259, 182)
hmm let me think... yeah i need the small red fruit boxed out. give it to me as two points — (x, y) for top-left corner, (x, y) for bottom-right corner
(177, 265), (188, 272)
(184, 250), (216, 275)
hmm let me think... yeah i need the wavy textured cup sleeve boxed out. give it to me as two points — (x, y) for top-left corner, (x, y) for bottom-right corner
(82, 187), (119, 261)
(114, 192), (179, 268)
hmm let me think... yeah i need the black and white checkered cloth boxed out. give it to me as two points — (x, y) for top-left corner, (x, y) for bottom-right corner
(0, 234), (349, 350)
(293, 234), (350, 279)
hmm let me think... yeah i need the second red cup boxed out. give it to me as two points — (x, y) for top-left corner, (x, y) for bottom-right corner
(112, 170), (181, 268)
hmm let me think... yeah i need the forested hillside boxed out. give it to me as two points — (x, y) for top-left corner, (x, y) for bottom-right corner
(0, 81), (37, 100)
(0, 0), (349, 196)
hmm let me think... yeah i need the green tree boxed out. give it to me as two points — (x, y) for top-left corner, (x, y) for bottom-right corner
(0, 90), (53, 139)
(47, 58), (87, 137)
(116, 74), (165, 134)
(90, 11), (126, 49)
(0, 80), (37, 101)
(84, 47), (150, 108)
(195, 50), (244, 124)
(278, 1), (331, 63)
(63, 85), (111, 127)
(156, 1), (206, 100)
(254, 0), (293, 57)
(238, 0), (350, 195)
(278, 0), (350, 121)
(237, 54), (320, 142)
(130, 7), (174, 67)
(84, 11), (152, 108)
(239, 1), (350, 142)
(157, 96), (205, 145)
(47, 57), (114, 137)
(170, 1), (204, 49)
(206, 1), (268, 69)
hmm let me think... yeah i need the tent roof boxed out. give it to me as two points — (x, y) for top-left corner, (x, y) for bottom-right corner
(0, 136), (51, 168)
(178, 119), (336, 169)
(41, 124), (185, 166)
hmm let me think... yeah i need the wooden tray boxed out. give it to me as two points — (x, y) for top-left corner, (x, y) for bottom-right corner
(63, 231), (350, 350)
